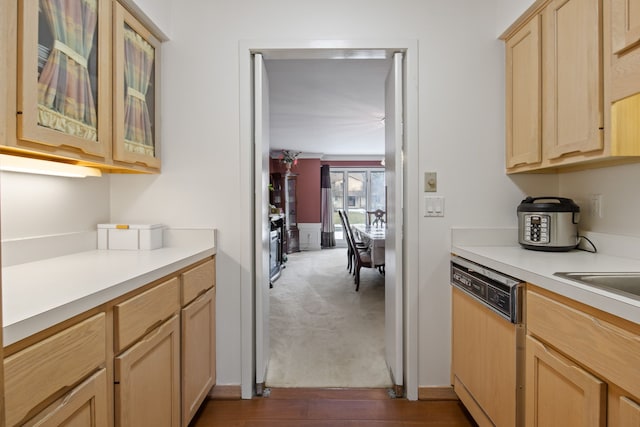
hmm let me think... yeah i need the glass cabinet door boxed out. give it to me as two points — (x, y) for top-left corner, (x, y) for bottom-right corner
(113, 2), (161, 170)
(17, 0), (110, 159)
(286, 176), (297, 226)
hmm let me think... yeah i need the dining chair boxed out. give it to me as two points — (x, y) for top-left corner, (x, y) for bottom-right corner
(342, 210), (366, 247)
(343, 219), (379, 291)
(340, 210), (367, 274)
(337, 210), (354, 273)
(366, 209), (386, 228)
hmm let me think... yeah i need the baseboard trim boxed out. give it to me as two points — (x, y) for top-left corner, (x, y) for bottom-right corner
(418, 386), (458, 401)
(298, 223), (322, 251)
(209, 385), (242, 400)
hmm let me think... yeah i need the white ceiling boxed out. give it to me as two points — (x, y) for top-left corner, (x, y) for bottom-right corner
(265, 58), (392, 157)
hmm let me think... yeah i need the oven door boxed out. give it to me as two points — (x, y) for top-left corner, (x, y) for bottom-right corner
(269, 230), (280, 280)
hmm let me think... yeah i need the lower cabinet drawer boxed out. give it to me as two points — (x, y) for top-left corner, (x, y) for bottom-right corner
(23, 368), (109, 427)
(4, 313), (107, 427)
(114, 277), (180, 352)
(181, 258), (215, 306)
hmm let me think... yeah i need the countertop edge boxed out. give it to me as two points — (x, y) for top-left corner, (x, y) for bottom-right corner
(3, 228), (217, 347)
(452, 245), (640, 325)
(3, 248), (215, 347)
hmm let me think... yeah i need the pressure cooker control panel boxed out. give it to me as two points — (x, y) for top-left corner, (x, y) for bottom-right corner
(523, 214), (549, 244)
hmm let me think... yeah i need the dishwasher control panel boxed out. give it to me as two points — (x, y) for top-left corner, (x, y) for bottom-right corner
(451, 256), (523, 324)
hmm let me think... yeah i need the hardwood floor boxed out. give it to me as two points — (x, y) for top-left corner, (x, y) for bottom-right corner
(191, 388), (477, 426)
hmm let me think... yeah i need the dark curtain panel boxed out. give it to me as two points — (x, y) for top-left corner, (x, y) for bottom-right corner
(320, 165), (335, 248)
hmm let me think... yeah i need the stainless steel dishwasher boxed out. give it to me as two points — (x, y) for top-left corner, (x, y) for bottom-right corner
(450, 255), (525, 427)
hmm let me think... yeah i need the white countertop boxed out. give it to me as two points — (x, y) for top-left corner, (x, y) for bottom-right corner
(2, 228), (216, 346)
(452, 229), (640, 325)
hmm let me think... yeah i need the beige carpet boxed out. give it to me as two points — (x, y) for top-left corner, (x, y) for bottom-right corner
(265, 247), (392, 388)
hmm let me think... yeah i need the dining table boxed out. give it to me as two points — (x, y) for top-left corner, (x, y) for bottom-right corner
(352, 223), (385, 267)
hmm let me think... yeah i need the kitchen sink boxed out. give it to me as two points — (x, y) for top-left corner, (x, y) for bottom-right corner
(554, 272), (640, 301)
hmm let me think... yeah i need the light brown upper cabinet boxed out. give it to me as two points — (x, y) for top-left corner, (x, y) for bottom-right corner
(113, 1), (161, 170)
(611, 0), (640, 101)
(611, 0), (640, 54)
(542, 0), (604, 160)
(4, 0), (163, 173)
(502, 0), (640, 173)
(505, 16), (542, 169)
(15, 0), (111, 162)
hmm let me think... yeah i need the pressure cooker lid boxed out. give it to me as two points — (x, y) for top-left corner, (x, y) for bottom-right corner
(517, 196), (580, 213)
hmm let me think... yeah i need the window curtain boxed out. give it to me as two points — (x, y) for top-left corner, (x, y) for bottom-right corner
(123, 26), (155, 156)
(320, 165), (336, 248)
(38, 0), (98, 141)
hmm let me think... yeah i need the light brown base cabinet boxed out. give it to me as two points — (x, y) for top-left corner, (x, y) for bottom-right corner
(113, 275), (181, 427)
(526, 335), (606, 426)
(180, 258), (216, 426)
(3, 313), (107, 427)
(115, 315), (181, 427)
(181, 287), (216, 426)
(2, 256), (216, 427)
(526, 285), (640, 427)
(24, 369), (109, 427)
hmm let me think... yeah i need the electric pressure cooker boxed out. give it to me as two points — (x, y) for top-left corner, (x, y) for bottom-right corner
(517, 197), (580, 252)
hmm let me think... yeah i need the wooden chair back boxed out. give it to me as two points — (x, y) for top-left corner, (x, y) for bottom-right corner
(366, 209), (386, 227)
(338, 210), (355, 251)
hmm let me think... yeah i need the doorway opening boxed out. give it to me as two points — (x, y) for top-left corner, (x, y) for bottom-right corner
(262, 58), (391, 388)
(239, 40), (419, 400)
(258, 52), (402, 393)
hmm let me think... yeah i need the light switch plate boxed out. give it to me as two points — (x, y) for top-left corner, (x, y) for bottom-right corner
(424, 196), (444, 217)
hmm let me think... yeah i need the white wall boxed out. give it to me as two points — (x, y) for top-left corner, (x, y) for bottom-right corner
(107, 0), (558, 390)
(494, 0), (537, 36)
(560, 163), (640, 238)
(1, 172), (110, 240)
(412, 2), (557, 386)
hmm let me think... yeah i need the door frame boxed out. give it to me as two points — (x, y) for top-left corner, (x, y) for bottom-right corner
(238, 39), (420, 400)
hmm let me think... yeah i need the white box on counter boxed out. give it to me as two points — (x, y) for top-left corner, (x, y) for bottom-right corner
(97, 224), (164, 250)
